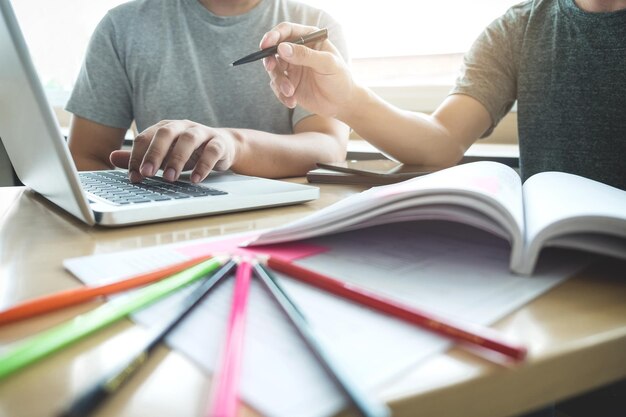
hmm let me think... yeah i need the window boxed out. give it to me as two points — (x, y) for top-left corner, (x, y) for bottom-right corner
(305, 0), (520, 111)
(13, 0), (520, 112)
(306, 1), (518, 69)
(12, 0), (128, 107)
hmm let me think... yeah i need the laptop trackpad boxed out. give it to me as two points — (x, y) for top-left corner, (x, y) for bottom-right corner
(198, 171), (251, 183)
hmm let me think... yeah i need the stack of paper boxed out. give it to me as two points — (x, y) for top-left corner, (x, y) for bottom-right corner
(64, 222), (587, 417)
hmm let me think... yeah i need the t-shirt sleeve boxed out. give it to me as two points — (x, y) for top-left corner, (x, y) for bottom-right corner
(449, 3), (529, 137)
(292, 12), (350, 127)
(65, 13), (133, 129)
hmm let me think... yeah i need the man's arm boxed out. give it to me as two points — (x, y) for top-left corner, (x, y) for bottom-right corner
(341, 89), (492, 168)
(229, 115), (349, 178)
(67, 115), (127, 171)
(262, 23), (492, 169)
(108, 115), (349, 183)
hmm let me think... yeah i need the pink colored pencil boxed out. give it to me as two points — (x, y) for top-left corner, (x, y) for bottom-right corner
(207, 259), (253, 417)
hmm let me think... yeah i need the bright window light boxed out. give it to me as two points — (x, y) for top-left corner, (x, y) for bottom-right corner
(306, 0), (519, 58)
(12, 0), (128, 102)
(12, 0), (520, 104)
(306, 0), (521, 86)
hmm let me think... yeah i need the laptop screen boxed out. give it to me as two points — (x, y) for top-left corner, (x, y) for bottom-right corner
(0, 0), (94, 224)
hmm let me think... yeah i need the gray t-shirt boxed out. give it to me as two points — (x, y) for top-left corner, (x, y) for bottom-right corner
(451, 0), (626, 190)
(66, 0), (348, 135)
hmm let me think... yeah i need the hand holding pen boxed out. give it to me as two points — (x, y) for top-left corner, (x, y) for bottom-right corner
(232, 27), (328, 66)
(258, 23), (357, 118)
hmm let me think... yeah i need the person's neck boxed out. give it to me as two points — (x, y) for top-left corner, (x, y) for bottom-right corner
(575, 0), (626, 12)
(198, 0), (261, 16)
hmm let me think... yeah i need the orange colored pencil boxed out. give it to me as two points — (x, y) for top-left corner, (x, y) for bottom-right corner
(0, 255), (214, 326)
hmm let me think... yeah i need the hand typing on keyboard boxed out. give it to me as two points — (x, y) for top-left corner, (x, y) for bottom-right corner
(109, 120), (240, 184)
(80, 171), (227, 205)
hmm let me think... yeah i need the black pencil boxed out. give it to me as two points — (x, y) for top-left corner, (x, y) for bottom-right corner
(252, 262), (390, 417)
(231, 28), (328, 66)
(58, 258), (237, 417)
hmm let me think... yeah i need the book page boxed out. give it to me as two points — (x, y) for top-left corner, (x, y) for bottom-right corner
(250, 162), (525, 251)
(64, 222), (585, 417)
(522, 172), (626, 274)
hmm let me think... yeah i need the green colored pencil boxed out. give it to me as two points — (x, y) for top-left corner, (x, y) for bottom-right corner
(0, 256), (225, 380)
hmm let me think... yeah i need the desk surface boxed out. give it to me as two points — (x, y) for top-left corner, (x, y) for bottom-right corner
(0, 182), (625, 417)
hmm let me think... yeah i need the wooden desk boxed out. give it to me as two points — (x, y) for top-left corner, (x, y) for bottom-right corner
(0, 183), (625, 417)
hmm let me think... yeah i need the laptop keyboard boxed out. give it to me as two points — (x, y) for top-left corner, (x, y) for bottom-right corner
(79, 171), (227, 205)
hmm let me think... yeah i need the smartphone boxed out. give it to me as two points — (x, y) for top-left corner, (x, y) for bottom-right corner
(316, 160), (435, 179)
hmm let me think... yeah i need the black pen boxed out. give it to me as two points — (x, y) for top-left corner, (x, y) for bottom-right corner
(252, 261), (390, 417)
(57, 258), (237, 417)
(231, 28), (328, 66)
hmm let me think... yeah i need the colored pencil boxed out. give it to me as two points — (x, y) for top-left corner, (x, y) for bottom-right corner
(253, 262), (390, 417)
(207, 259), (253, 417)
(264, 256), (527, 361)
(58, 259), (237, 417)
(0, 257), (226, 380)
(0, 255), (216, 326)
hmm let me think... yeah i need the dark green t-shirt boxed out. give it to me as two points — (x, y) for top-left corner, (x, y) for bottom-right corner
(451, 0), (626, 190)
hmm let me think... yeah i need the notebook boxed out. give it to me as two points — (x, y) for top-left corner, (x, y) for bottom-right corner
(0, 0), (318, 227)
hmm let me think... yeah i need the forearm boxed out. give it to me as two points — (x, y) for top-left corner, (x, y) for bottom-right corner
(67, 115), (126, 171)
(69, 147), (115, 171)
(339, 86), (467, 168)
(229, 128), (347, 178)
(263, 23), (487, 166)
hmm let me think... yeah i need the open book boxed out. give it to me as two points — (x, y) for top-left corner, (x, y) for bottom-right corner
(248, 161), (626, 275)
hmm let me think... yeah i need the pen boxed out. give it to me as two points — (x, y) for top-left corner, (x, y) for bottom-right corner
(207, 258), (253, 417)
(253, 262), (390, 417)
(0, 257), (226, 380)
(231, 28), (328, 66)
(262, 256), (527, 362)
(58, 259), (237, 417)
(0, 255), (216, 326)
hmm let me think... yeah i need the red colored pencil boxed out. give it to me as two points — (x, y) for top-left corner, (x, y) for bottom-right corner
(0, 255), (216, 326)
(264, 256), (527, 362)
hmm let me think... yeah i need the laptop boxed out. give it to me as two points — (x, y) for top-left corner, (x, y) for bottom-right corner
(0, 0), (318, 227)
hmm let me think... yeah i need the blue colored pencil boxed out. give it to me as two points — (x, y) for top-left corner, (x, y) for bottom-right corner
(253, 262), (390, 417)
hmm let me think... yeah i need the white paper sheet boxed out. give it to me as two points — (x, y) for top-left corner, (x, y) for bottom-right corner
(64, 222), (589, 417)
